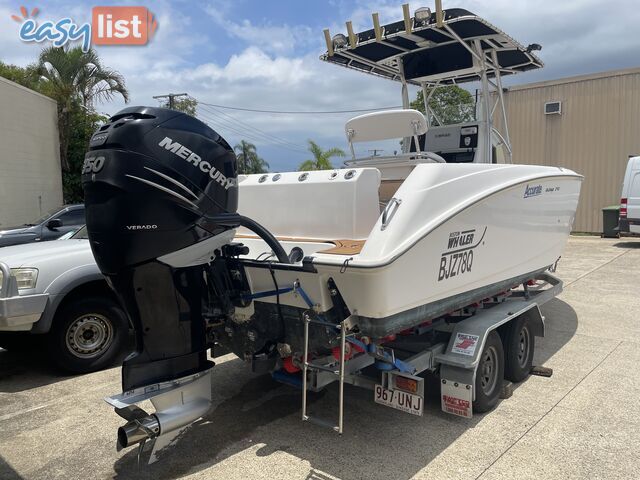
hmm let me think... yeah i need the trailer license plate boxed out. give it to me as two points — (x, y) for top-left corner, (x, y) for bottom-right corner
(374, 385), (423, 416)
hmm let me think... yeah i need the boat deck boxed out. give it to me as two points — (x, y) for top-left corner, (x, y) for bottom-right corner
(235, 234), (366, 255)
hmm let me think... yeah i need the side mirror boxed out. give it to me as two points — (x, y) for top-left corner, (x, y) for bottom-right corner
(47, 219), (63, 230)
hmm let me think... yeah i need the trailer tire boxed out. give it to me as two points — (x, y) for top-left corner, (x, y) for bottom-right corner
(503, 315), (534, 383)
(473, 331), (504, 413)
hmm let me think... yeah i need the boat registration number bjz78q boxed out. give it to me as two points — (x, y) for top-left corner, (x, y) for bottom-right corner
(81, 1), (581, 466)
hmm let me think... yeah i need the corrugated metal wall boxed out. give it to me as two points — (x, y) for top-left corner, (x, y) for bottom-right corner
(500, 67), (640, 232)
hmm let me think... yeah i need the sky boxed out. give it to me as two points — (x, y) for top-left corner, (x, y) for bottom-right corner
(1, 0), (639, 171)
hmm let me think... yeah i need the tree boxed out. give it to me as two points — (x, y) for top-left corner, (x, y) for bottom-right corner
(0, 61), (41, 90)
(234, 140), (269, 174)
(410, 85), (475, 126)
(298, 140), (345, 171)
(160, 96), (198, 116)
(63, 109), (108, 203)
(36, 46), (129, 171)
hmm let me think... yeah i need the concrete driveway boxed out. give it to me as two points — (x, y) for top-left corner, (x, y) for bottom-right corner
(1, 236), (639, 480)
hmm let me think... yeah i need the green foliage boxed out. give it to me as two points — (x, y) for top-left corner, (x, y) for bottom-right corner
(0, 61), (42, 90)
(63, 110), (108, 203)
(161, 97), (198, 116)
(298, 140), (345, 171)
(234, 140), (269, 174)
(410, 85), (475, 125)
(36, 46), (129, 172)
(37, 46), (129, 109)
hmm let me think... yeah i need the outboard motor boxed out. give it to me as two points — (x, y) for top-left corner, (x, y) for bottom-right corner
(82, 106), (248, 461)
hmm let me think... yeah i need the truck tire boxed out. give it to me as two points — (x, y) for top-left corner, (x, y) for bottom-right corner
(503, 315), (535, 383)
(47, 296), (129, 373)
(473, 331), (504, 413)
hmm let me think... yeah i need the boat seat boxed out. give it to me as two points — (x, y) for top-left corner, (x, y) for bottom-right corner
(345, 109), (427, 144)
(237, 168), (381, 241)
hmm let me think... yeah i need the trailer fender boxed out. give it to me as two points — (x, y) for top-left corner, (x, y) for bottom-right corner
(435, 301), (547, 408)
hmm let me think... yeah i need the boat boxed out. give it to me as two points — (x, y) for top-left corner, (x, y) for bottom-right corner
(82, 3), (582, 464)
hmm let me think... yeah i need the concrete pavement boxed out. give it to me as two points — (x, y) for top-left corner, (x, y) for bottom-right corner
(1, 236), (639, 480)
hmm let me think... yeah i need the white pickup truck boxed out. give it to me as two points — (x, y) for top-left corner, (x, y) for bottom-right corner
(0, 226), (130, 372)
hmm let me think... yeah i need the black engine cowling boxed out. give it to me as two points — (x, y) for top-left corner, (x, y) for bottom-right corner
(82, 106), (239, 390)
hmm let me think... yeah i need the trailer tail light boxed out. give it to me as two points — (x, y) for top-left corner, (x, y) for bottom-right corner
(620, 198), (628, 218)
(395, 376), (418, 393)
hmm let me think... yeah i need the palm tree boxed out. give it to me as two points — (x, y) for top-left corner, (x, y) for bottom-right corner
(37, 46), (129, 171)
(234, 140), (269, 174)
(298, 140), (345, 171)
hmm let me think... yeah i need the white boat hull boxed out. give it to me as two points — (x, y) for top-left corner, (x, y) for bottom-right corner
(237, 164), (582, 337)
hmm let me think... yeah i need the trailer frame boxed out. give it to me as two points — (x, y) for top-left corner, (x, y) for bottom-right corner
(294, 271), (561, 429)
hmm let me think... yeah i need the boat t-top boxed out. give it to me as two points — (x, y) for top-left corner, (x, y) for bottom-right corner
(81, 2), (582, 465)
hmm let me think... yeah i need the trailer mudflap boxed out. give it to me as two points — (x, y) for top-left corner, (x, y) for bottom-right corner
(441, 378), (473, 418)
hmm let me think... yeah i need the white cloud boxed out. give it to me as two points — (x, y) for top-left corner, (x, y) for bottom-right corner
(204, 4), (314, 56)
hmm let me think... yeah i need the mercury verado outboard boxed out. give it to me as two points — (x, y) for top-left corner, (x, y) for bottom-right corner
(82, 106), (289, 461)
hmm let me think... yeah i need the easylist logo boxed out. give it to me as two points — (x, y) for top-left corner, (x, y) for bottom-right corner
(92, 7), (157, 46)
(11, 5), (157, 52)
(158, 137), (235, 190)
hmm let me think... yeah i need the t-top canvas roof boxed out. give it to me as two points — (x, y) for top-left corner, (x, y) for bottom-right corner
(320, 7), (543, 85)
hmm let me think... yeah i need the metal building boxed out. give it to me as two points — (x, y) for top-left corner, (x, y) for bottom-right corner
(502, 66), (640, 233)
(0, 76), (62, 228)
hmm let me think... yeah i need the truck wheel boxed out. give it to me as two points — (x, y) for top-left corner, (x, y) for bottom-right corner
(47, 296), (129, 373)
(473, 331), (504, 413)
(503, 315), (535, 382)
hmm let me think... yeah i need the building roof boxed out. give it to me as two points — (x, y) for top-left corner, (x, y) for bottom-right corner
(507, 66), (640, 92)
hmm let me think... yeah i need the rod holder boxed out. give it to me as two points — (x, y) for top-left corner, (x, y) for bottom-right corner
(323, 28), (333, 56)
(402, 4), (412, 34)
(372, 12), (382, 41)
(435, 0), (444, 27)
(346, 21), (357, 48)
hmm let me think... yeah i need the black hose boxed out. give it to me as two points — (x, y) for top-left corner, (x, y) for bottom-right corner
(238, 215), (290, 264)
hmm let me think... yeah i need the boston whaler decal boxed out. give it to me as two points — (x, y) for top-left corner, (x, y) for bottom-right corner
(438, 227), (487, 281)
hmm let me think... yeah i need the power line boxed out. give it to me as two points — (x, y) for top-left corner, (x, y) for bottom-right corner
(197, 106), (307, 153)
(196, 103), (309, 154)
(195, 109), (309, 155)
(194, 98), (402, 115)
(200, 103), (309, 152)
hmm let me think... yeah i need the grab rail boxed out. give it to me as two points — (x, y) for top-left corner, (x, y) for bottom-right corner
(381, 198), (402, 230)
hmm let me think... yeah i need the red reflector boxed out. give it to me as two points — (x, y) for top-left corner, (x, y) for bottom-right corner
(395, 376), (418, 393)
(621, 198), (628, 218)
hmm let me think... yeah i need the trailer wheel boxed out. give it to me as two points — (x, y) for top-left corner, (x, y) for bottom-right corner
(473, 331), (504, 413)
(503, 315), (535, 382)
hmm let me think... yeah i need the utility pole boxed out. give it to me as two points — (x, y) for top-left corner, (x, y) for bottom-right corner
(153, 93), (189, 110)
